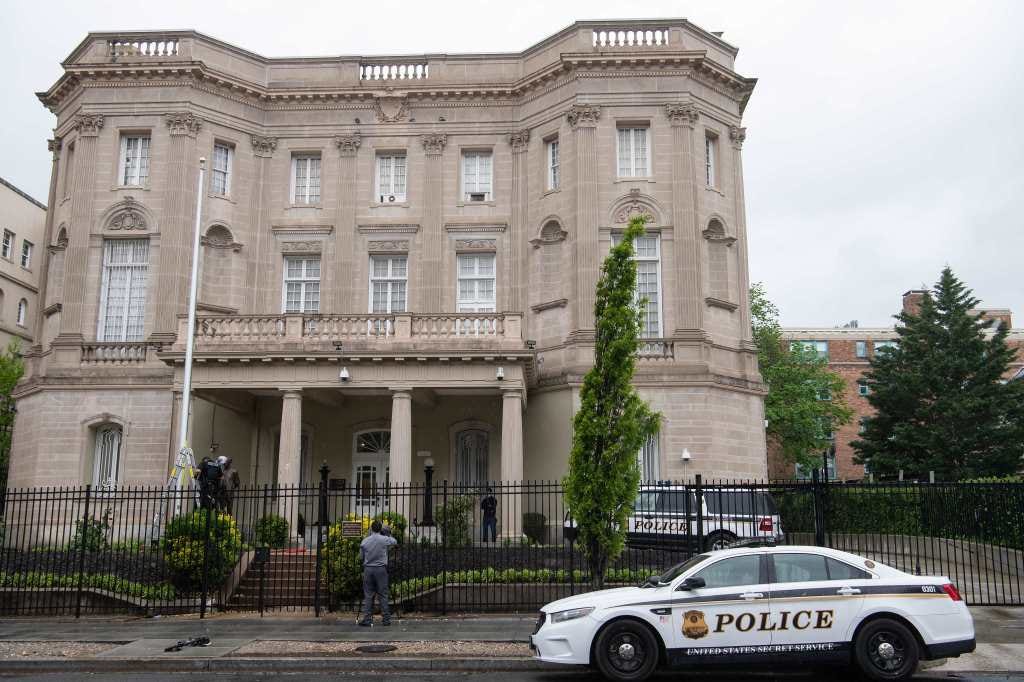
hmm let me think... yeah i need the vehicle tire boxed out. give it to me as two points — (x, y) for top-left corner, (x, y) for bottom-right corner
(593, 619), (660, 682)
(703, 531), (736, 552)
(853, 618), (920, 681)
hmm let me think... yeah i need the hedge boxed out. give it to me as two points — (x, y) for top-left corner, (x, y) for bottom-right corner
(0, 571), (175, 601)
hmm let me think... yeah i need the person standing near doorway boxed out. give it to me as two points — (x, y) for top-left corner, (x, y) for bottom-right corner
(481, 488), (498, 542)
(358, 520), (397, 627)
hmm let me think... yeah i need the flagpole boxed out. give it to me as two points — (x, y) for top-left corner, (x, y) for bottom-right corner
(177, 157), (207, 459)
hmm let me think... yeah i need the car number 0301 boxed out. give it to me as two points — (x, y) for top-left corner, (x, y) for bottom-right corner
(633, 520), (688, 532)
(921, 585), (937, 593)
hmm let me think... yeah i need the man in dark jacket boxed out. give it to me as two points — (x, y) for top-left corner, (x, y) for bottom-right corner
(481, 488), (498, 542)
(358, 520), (398, 626)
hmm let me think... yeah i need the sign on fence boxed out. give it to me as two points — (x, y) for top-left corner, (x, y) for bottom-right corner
(341, 521), (364, 538)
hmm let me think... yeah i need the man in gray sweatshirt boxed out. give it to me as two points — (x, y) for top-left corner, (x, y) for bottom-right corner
(358, 520), (398, 626)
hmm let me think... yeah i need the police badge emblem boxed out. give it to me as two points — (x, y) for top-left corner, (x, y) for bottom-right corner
(682, 610), (709, 639)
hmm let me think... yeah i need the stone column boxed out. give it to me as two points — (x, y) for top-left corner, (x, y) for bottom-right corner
(277, 389), (303, 532)
(729, 126), (754, 349)
(420, 134), (447, 312)
(500, 389), (524, 538)
(666, 103), (705, 337)
(151, 113), (202, 343)
(389, 390), (413, 484)
(245, 136), (276, 313)
(56, 114), (103, 344)
(32, 138), (61, 352)
(507, 130), (530, 315)
(567, 105), (600, 334)
(334, 133), (361, 311)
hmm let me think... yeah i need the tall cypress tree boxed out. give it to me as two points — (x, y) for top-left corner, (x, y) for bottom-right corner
(853, 268), (1024, 480)
(564, 217), (660, 590)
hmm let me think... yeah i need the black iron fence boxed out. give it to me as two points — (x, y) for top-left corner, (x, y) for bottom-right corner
(0, 472), (1021, 616)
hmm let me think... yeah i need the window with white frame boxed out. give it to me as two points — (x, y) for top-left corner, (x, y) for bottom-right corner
(282, 256), (321, 313)
(119, 134), (150, 186)
(98, 239), (149, 342)
(874, 340), (898, 354)
(638, 433), (660, 482)
(546, 139), (560, 190)
(456, 254), (496, 312)
(704, 133), (718, 187)
(369, 256), (407, 313)
(211, 143), (233, 196)
(21, 241), (33, 269)
(614, 234), (662, 338)
(855, 340), (867, 358)
(16, 299), (27, 327)
(291, 154), (322, 204)
(617, 126), (650, 177)
(858, 380), (871, 396)
(1, 230), (13, 259)
(92, 424), (122, 489)
(791, 340), (829, 360)
(462, 151), (493, 201)
(376, 153), (407, 202)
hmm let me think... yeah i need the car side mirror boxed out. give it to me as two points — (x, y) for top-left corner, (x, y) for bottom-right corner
(678, 577), (705, 591)
(644, 574), (663, 587)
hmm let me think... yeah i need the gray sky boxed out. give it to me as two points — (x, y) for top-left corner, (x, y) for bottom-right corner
(2, 0), (1021, 327)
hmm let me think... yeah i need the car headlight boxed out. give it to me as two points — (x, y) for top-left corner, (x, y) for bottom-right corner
(550, 607), (595, 624)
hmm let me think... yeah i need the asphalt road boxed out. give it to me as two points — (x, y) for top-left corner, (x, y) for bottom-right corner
(1, 673), (1021, 681)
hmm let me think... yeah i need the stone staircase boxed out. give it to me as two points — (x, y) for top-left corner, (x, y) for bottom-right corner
(228, 550), (325, 609)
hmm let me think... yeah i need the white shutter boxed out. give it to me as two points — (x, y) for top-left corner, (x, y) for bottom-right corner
(462, 153), (477, 196)
(377, 155), (391, 199)
(393, 155), (407, 199)
(634, 128), (648, 176)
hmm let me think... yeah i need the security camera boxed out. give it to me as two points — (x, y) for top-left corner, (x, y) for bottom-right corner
(496, 366), (505, 381)
(339, 366), (350, 382)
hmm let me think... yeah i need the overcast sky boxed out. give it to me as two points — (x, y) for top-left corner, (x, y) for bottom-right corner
(2, 0), (1021, 327)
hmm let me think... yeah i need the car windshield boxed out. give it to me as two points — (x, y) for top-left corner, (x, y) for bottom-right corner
(647, 554), (709, 585)
(634, 491), (659, 513)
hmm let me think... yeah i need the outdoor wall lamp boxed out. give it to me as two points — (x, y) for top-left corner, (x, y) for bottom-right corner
(339, 366), (350, 382)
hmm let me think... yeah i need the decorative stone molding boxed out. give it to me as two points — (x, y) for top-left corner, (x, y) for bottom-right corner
(201, 224), (243, 252)
(334, 133), (362, 157)
(72, 113), (104, 137)
(705, 297), (739, 312)
(508, 129), (530, 153)
(367, 240), (410, 253)
(52, 225), (69, 250)
(48, 138), (62, 160)
(374, 96), (409, 123)
(702, 230), (736, 246)
(566, 104), (601, 129)
(43, 303), (62, 318)
(165, 112), (202, 137)
(420, 133), (447, 155)
(271, 224), (334, 236)
(729, 125), (747, 149)
(615, 202), (655, 224)
(106, 196), (148, 231)
(358, 224), (420, 235)
(444, 222), (507, 234)
(531, 219), (567, 248)
(531, 298), (568, 313)
(665, 103), (699, 127)
(280, 241), (323, 255)
(251, 135), (278, 158)
(455, 239), (496, 252)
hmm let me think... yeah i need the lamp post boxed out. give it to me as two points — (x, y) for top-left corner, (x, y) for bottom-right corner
(422, 457), (435, 526)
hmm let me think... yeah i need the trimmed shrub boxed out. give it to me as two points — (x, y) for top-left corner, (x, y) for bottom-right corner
(323, 514), (371, 601)
(255, 514), (290, 549)
(162, 510), (243, 593)
(70, 516), (109, 552)
(435, 496), (474, 547)
(0, 571), (175, 601)
(522, 513), (547, 545)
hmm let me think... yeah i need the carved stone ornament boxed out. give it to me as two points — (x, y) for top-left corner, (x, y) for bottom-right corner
(508, 129), (530, 153)
(455, 239), (496, 252)
(48, 138), (62, 160)
(72, 113), (105, 137)
(615, 201), (656, 224)
(165, 112), (202, 137)
(251, 135), (278, 158)
(108, 196), (148, 231)
(334, 133), (362, 157)
(374, 96), (409, 123)
(420, 133), (448, 155)
(729, 126), (747, 149)
(367, 240), (410, 253)
(665, 103), (700, 127)
(281, 241), (323, 255)
(566, 104), (601, 129)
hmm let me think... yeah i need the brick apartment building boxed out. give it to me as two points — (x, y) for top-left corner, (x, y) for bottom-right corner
(771, 290), (1024, 481)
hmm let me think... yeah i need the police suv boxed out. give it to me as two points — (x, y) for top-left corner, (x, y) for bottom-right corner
(531, 545), (975, 681)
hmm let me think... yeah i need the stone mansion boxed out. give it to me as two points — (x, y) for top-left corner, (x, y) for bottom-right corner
(12, 20), (767, 496)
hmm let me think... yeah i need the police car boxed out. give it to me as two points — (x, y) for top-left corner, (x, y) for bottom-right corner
(531, 544), (975, 681)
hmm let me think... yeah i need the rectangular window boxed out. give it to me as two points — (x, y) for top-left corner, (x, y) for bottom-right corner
(119, 135), (151, 186)
(791, 340), (829, 360)
(369, 256), (407, 314)
(282, 256), (321, 313)
(211, 143), (233, 196)
(63, 142), (75, 198)
(817, 387), (832, 401)
(291, 154), (322, 204)
(858, 380), (870, 396)
(457, 254), (496, 312)
(617, 127), (650, 177)
(638, 433), (659, 482)
(98, 238), (149, 342)
(21, 241), (33, 269)
(546, 139), (560, 190)
(859, 417), (868, 435)
(874, 340), (898, 354)
(16, 299), (27, 326)
(462, 151), (493, 201)
(855, 340), (867, 358)
(1, 230), (13, 259)
(376, 153), (408, 202)
(705, 133), (717, 187)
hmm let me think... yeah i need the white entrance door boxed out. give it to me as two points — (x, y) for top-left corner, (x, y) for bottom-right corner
(352, 430), (390, 515)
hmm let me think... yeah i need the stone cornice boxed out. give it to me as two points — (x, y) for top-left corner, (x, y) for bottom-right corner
(444, 222), (507, 234)
(357, 224), (420, 235)
(270, 224), (334, 236)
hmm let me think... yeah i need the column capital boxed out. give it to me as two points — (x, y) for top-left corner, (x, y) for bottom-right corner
(47, 138), (62, 160)
(420, 133), (447, 156)
(389, 388), (413, 399)
(279, 387), (303, 397)
(251, 135), (278, 158)
(729, 125), (747, 149)
(165, 112), (202, 137)
(567, 104), (601, 129)
(334, 132), (362, 157)
(501, 388), (524, 399)
(72, 113), (104, 137)
(507, 129), (530, 153)
(665, 102), (699, 128)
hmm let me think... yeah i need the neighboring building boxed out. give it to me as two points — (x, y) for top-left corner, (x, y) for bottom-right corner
(772, 291), (1024, 481)
(14, 21), (767, 503)
(0, 177), (46, 351)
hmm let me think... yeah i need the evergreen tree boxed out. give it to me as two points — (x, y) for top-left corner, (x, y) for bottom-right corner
(564, 217), (660, 590)
(853, 268), (1024, 480)
(0, 341), (25, 492)
(750, 284), (853, 473)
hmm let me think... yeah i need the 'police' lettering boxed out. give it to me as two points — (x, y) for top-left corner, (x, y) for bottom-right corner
(710, 609), (835, 635)
(758, 612), (777, 631)
(815, 610), (834, 629)
(714, 614), (735, 633)
(735, 614), (755, 632)
(793, 611), (812, 629)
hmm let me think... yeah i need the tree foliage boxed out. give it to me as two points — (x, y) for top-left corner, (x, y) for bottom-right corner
(0, 341), (25, 491)
(852, 267), (1024, 480)
(564, 217), (660, 590)
(750, 284), (853, 472)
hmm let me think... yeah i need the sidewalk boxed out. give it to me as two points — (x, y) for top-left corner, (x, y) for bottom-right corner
(0, 608), (1019, 675)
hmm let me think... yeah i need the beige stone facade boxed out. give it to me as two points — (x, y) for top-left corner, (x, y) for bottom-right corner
(12, 21), (767, 494)
(0, 178), (46, 350)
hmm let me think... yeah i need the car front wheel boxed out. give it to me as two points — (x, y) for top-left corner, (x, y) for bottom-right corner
(854, 618), (920, 681)
(593, 619), (660, 682)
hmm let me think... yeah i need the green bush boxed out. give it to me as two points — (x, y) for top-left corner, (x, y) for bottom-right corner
(323, 514), (371, 601)
(374, 511), (408, 544)
(0, 570), (175, 601)
(70, 516), (109, 552)
(162, 510), (243, 593)
(522, 513), (547, 545)
(435, 495), (474, 547)
(255, 514), (290, 548)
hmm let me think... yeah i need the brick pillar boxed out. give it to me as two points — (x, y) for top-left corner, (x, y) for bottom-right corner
(245, 136), (276, 313)
(389, 390), (413, 484)
(666, 103), (705, 337)
(150, 113), (202, 344)
(420, 134), (447, 312)
(334, 134), (361, 311)
(508, 130), (530, 315)
(567, 105), (601, 334)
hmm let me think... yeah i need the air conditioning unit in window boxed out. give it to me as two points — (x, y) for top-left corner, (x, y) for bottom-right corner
(469, 193), (487, 202)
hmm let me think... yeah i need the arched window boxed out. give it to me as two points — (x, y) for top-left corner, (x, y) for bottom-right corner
(704, 218), (734, 303)
(16, 299), (27, 326)
(92, 424), (123, 489)
(455, 429), (489, 484)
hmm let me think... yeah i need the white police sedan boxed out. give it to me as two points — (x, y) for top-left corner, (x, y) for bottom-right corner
(531, 545), (975, 681)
